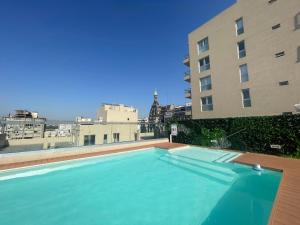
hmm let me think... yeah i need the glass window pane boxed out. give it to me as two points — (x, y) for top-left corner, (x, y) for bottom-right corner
(198, 37), (209, 53)
(236, 18), (244, 35)
(240, 64), (249, 82)
(199, 56), (210, 72)
(238, 41), (246, 58)
(242, 89), (250, 99)
(242, 89), (251, 107)
(238, 41), (245, 50)
(200, 76), (212, 91)
(201, 96), (213, 111)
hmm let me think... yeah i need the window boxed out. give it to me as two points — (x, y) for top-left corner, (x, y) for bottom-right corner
(201, 96), (213, 111)
(237, 41), (246, 58)
(275, 51), (285, 58)
(235, 18), (244, 35)
(113, 133), (120, 143)
(295, 12), (300, 30)
(272, 24), (281, 30)
(242, 89), (251, 107)
(239, 64), (249, 82)
(279, 81), (289, 86)
(84, 135), (95, 146)
(199, 56), (210, 72)
(198, 37), (209, 53)
(103, 134), (108, 144)
(297, 46), (300, 62)
(200, 76), (212, 92)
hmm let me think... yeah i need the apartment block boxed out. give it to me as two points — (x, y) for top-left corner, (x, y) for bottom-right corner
(74, 104), (139, 146)
(1, 110), (46, 139)
(96, 103), (138, 123)
(184, 0), (300, 119)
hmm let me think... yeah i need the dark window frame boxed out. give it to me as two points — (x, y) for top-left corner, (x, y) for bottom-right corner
(268, 0), (277, 4)
(279, 81), (289, 86)
(275, 51), (285, 58)
(272, 24), (281, 30)
(295, 12), (300, 30)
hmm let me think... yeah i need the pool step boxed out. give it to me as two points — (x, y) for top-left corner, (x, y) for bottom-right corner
(165, 154), (235, 176)
(214, 152), (238, 163)
(223, 153), (241, 163)
(159, 154), (236, 184)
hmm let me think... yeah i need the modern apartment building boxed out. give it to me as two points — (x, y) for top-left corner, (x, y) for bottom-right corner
(184, 0), (300, 119)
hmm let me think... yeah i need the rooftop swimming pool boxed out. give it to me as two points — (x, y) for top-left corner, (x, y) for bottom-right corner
(0, 147), (282, 225)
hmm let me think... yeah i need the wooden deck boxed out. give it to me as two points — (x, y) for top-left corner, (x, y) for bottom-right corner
(235, 153), (300, 225)
(0, 142), (186, 171)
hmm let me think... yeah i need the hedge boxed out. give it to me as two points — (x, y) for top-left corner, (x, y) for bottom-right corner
(167, 115), (300, 157)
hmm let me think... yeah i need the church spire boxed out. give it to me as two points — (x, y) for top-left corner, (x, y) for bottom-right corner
(154, 89), (158, 102)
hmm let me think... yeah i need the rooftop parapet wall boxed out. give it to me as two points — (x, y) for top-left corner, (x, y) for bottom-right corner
(0, 138), (169, 167)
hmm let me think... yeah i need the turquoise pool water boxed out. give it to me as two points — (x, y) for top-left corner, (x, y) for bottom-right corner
(0, 147), (282, 225)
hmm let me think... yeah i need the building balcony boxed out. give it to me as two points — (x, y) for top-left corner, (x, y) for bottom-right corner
(183, 55), (190, 66)
(185, 88), (192, 99)
(184, 71), (191, 82)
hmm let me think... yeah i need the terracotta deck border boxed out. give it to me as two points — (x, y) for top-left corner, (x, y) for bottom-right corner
(234, 152), (300, 225)
(0, 141), (186, 171)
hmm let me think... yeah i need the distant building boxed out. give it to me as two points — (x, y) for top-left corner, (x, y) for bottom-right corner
(148, 90), (192, 125)
(75, 116), (92, 123)
(138, 117), (152, 133)
(1, 110), (46, 139)
(74, 104), (139, 146)
(164, 103), (192, 123)
(44, 124), (74, 137)
(96, 103), (138, 123)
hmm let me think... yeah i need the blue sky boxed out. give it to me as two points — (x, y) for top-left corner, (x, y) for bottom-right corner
(0, 0), (235, 120)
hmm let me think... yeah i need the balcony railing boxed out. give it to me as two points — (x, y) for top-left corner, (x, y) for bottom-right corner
(199, 45), (209, 53)
(243, 99), (251, 107)
(200, 63), (210, 72)
(184, 71), (191, 82)
(239, 49), (246, 58)
(202, 104), (213, 111)
(183, 55), (190, 66)
(185, 88), (191, 98)
(237, 27), (244, 35)
(201, 84), (212, 92)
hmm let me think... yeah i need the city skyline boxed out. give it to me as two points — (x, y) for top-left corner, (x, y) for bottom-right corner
(0, 0), (235, 120)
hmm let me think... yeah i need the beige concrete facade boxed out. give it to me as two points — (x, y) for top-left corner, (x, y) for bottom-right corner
(185, 0), (300, 119)
(96, 104), (138, 123)
(75, 123), (139, 146)
(74, 103), (140, 146)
